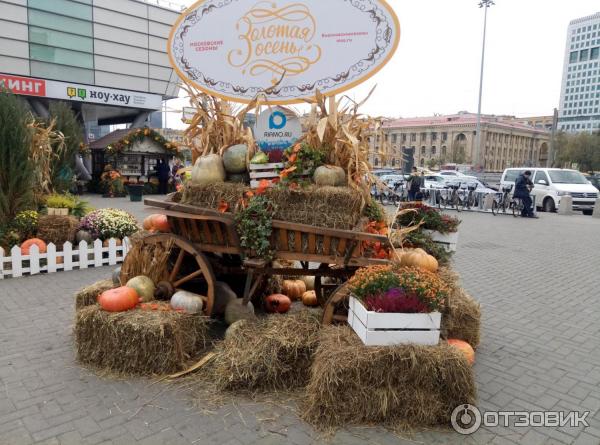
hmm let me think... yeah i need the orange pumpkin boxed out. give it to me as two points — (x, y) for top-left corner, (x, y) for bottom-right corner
(98, 286), (139, 312)
(143, 214), (171, 233)
(301, 290), (318, 307)
(447, 339), (475, 365)
(21, 238), (47, 255)
(282, 279), (306, 301)
(397, 248), (438, 272)
(265, 294), (292, 313)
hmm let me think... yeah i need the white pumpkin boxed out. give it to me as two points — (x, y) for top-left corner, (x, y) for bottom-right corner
(300, 276), (315, 291)
(170, 290), (204, 314)
(222, 144), (248, 174)
(191, 154), (226, 186)
(313, 165), (346, 187)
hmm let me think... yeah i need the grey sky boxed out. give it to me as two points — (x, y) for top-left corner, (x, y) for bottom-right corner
(167, 0), (598, 125)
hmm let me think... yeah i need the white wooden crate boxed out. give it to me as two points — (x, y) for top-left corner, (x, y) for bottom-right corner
(348, 296), (441, 346)
(422, 230), (459, 252)
(249, 163), (283, 188)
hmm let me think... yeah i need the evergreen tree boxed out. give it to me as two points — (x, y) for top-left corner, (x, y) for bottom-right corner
(0, 91), (34, 225)
(48, 102), (84, 193)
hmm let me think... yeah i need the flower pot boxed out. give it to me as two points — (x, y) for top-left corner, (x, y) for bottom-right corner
(422, 229), (459, 252)
(127, 184), (144, 202)
(48, 208), (69, 216)
(348, 296), (441, 346)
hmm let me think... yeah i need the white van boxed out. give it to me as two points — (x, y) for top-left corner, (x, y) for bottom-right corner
(500, 168), (598, 215)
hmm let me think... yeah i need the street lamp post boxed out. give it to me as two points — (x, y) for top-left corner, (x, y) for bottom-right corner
(474, 0), (494, 172)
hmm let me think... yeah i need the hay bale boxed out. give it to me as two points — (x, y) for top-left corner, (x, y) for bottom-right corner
(120, 232), (172, 284)
(213, 308), (322, 391)
(180, 182), (363, 230)
(438, 267), (481, 348)
(37, 215), (78, 246)
(75, 280), (114, 310)
(75, 304), (209, 376)
(302, 326), (476, 430)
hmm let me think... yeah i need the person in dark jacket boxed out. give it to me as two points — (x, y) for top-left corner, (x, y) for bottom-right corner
(407, 167), (422, 201)
(514, 171), (535, 217)
(157, 159), (170, 194)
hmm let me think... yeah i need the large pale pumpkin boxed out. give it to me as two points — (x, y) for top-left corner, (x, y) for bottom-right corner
(125, 276), (155, 302)
(98, 287), (139, 312)
(282, 279), (306, 301)
(191, 154), (226, 186)
(447, 339), (475, 365)
(313, 165), (346, 187)
(398, 248), (438, 272)
(222, 144), (248, 174)
(170, 290), (204, 314)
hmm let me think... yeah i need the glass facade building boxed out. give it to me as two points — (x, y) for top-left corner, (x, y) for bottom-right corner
(0, 0), (179, 98)
(558, 12), (600, 133)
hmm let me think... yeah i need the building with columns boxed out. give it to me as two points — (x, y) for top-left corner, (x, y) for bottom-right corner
(370, 112), (551, 173)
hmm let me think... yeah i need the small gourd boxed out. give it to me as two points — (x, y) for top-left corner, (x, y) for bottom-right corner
(398, 248), (438, 272)
(281, 279), (307, 301)
(98, 287), (139, 312)
(301, 290), (319, 307)
(265, 294), (292, 313)
(126, 276), (156, 302)
(170, 290), (204, 314)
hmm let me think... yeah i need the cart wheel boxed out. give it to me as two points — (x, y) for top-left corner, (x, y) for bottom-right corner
(138, 234), (216, 316)
(321, 283), (351, 325)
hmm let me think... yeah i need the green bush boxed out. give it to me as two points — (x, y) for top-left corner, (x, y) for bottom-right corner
(46, 193), (77, 209)
(13, 210), (39, 240)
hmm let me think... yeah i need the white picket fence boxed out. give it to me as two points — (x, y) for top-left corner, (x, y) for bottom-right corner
(0, 238), (131, 279)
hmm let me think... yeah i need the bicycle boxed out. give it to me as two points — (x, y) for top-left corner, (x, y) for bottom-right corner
(447, 183), (463, 212)
(491, 185), (513, 216)
(464, 183), (479, 210)
(511, 197), (525, 217)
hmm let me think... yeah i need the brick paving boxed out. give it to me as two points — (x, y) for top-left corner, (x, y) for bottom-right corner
(1, 198), (599, 444)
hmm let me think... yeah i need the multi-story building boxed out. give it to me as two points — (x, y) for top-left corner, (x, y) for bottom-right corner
(558, 12), (600, 133)
(0, 0), (183, 133)
(370, 112), (550, 173)
(516, 115), (555, 132)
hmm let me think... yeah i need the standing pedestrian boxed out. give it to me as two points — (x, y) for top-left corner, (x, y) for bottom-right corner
(514, 170), (535, 217)
(407, 167), (421, 202)
(157, 159), (170, 194)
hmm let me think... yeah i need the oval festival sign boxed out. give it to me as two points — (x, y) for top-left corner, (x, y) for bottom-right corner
(169, 0), (400, 104)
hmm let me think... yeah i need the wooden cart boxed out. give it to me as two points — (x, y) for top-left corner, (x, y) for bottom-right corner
(139, 198), (392, 324)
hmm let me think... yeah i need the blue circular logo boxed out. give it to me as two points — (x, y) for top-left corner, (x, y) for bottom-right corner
(269, 111), (287, 130)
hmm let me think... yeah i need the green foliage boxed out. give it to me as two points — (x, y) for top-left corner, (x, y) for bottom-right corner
(235, 195), (276, 260)
(48, 102), (83, 193)
(363, 201), (386, 222)
(71, 198), (93, 218)
(45, 193), (77, 209)
(13, 210), (39, 240)
(555, 131), (600, 172)
(281, 142), (327, 186)
(0, 91), (35, 225)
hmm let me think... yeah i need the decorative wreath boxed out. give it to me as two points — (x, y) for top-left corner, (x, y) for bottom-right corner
(106, 127), (180, 157)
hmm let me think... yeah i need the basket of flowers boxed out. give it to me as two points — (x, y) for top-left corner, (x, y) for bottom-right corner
(346, 265), (449, 346)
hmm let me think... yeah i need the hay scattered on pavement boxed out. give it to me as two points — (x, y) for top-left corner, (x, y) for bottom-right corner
(75, 279), (114, 310)
(75, 304), (209, 376)
(302, 325), (476, 431)
(213, 308), (322, 392)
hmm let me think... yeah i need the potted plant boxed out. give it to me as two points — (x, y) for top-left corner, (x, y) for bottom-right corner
(347, 265), (448, 346)
(45, 193), (76, 216)
(396, 202), (461, 252)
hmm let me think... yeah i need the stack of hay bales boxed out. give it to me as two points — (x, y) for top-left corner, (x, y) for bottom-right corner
(302, 326), (477, 430)
(213, 309), (322, 391)
(180, 183), (364, 230)
(75, 304), (209, 376)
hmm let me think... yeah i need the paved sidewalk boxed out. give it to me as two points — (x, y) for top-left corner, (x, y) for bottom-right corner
(1, 205), (599, 444)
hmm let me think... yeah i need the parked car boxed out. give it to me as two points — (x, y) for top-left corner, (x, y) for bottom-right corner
(584, 173), (600, 191)
(444, 177), (497, 194)
(500, 168), (598, 215)
(423, 175), (447, 189)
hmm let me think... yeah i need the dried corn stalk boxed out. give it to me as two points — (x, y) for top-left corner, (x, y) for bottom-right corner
(183, 82), (258, 163)
(302, 87), (382, 203)
(28, 118), (65, 203)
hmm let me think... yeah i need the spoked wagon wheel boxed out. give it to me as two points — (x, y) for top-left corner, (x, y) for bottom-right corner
(321, 283), (351, 325)
(137, 234), (216, 316)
